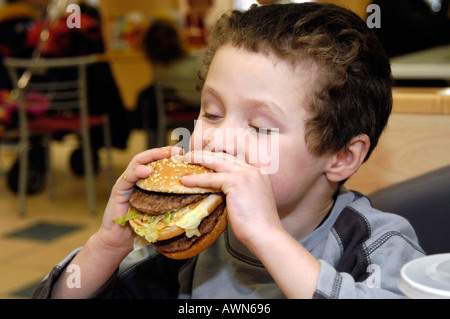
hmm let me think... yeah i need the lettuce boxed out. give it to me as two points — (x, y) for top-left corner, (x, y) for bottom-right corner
(135, 223), (158, 243)
(164, 212), (172, 226)
(113, 209), (142, 226)
(113, 202), (210, 242)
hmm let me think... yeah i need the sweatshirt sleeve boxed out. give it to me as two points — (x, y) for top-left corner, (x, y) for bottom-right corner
(314, 260), (402, 299)
(313, 227), (425, 299)
(309, 194), (426, 299)
(32, 247), (82, 299)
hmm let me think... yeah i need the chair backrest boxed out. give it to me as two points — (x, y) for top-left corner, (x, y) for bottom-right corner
(369, 165), (450, 255)
(3, 56), (108, 216)
(4, 56), (97, 116)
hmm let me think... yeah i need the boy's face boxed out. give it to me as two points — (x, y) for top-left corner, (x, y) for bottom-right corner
(190, 44), (331, 214)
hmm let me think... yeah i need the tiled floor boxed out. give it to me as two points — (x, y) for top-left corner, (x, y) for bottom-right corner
(0, 130), (148, 298)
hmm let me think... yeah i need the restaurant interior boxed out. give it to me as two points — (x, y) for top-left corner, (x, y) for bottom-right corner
(0, 0), (449, 298)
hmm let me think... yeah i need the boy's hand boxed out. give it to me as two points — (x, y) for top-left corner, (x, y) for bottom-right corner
(98, 146), (184, 251)
(51, 146), (184, 298)
(181, 151), (284, 249)
(182, 151), (321, 299)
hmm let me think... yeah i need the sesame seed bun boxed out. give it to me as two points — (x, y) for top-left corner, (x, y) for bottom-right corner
(136, 155), (220, 194)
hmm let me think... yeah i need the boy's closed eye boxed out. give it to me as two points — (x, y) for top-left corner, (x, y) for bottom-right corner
(202, 111), (277, 135)
(201, 111), (222, 120)
(249, 125), (275, 135)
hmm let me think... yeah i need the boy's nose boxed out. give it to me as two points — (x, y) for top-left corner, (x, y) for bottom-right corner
(203, 127), (240, 158)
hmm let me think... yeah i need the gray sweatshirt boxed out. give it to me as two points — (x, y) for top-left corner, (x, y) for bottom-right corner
(33, 188), (425, 299)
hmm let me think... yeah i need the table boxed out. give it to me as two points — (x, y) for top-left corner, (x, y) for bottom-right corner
(390, 44), (450, 81)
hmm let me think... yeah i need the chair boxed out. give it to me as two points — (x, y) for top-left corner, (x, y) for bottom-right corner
(369, 165), (450, 255)
(4, 55), (113, 216)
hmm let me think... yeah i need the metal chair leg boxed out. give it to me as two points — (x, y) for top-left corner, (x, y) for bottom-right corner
(81, 134), (96, 215)
(102, 114), (114, 190)
(18, 140), (28, 216)
(79, 64), (96, 215)
(44, 135), (55, 200)
(17, 88), (28, 216)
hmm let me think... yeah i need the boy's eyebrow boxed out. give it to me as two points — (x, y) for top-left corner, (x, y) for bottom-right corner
(202, 85), (286, 118)
(201, 85), (223, 103)
(246, 98), (286, 118)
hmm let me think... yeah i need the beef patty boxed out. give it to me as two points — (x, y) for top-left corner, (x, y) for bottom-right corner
(129, 187), (209, 215)
(153, 202), (226, 253)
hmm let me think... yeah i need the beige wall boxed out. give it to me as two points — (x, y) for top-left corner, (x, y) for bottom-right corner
(346, 88), (450, 194)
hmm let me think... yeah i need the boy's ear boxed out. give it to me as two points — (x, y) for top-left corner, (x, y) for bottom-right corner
(325, 134), (370, 183)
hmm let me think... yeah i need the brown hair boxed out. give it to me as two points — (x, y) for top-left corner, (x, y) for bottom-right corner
(142, 18), (187, 66)
(198, 3), (392, 160)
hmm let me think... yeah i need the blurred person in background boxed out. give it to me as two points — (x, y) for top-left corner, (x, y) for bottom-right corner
(24, 0), (130, 175)
(133, 17), (201, 148)
(0, 0), (40, 89)
(2, 1), (129, 192)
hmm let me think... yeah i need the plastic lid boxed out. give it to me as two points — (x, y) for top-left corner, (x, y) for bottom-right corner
(399, 253), (450, 299)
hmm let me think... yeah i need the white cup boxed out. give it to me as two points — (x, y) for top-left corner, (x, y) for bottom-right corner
(399, 253), (450, 299)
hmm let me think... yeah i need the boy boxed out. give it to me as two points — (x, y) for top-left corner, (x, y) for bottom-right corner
(34, 3), (424, 299)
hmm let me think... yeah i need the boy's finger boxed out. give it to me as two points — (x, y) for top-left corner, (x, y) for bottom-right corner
(116, 146), (184, 190)
(181, 172), (227, 193)
(132, 146), (184, 167)
(184, 150), (250, 172)
(121, 165), (152, 184)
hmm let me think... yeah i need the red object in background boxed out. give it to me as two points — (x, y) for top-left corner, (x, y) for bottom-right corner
(25, 13), (102, 57)
(185, 12), (207, 47)
(0, 89), (50, 126)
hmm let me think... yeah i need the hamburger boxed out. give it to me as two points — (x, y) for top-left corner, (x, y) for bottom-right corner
(114, 155), (227, 259)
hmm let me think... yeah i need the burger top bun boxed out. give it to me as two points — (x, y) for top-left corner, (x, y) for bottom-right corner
(136, 155), (220, 194)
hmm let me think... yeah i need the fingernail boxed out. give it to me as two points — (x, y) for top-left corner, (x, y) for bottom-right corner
(180, 175), (190, 183)
(183, 152), (192, 161)
(173, 146), (185, 155)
